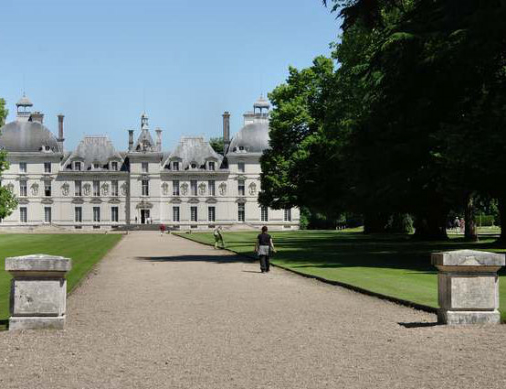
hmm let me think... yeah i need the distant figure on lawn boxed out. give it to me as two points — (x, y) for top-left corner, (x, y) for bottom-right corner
(255, 226), (276, 273)
(159, 223), (166, 236)
(213, 226), (225, 249)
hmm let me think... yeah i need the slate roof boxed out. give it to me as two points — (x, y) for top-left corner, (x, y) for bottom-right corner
(228, 121), (270, 154)
(164, 137), (223, 170)
(65, 136), (123, 170)
(0, 120), (59, 153)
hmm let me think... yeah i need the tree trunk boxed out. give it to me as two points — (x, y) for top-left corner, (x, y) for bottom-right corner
(498, 197), (506, 242)
(363, 212), (388, 234)
(413, 210), (448, 240)
(464, 192), (478, 241)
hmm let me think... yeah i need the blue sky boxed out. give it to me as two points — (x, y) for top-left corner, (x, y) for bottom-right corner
(0, 0), (339, 151)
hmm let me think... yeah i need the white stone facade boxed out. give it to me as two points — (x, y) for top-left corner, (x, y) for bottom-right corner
(0, 96), (299, 231)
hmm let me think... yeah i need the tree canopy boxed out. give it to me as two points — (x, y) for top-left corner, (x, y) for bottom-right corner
(0, 98), (17, 220)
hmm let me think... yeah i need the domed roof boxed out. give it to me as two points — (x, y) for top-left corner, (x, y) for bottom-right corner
(228, 121), (270, 154)
(0, 120), (59, 152)
(16, 95), (33, 107)
(253, 96), (270, 110)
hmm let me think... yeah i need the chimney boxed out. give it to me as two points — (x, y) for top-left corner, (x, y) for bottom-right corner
(222, 111), (230, 154)
(30, 111), (44, 124)
(155, 128), (162, 151)
(128, 130), (134, 151)
(57, 114), (65, 151)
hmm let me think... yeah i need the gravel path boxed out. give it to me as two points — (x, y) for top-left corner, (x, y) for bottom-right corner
(1, 231), (506, 389)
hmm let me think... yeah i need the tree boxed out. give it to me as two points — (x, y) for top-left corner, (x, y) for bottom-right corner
(209, 137), (224, 155)
(0, 98), (17, 220)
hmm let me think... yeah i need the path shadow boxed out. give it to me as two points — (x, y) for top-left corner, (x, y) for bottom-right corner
(242, 270), (262, 274)
(398, 322), (439, 328)
(136, 255), (255, 264)
(0, 319), (8, 331)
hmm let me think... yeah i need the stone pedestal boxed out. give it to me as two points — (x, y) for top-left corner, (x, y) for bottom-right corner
(6, 254), (72, 331)
(432, 250), (504, 324)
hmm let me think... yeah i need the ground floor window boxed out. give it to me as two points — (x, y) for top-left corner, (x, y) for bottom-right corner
(111, 206), (119, 222)
(44, 207), (52, 223)
(173, 206), (180, 222)
(261, 206), (268, 222)
(238, 204), (245, 222)
(190, 206), (198, 222)
(93, 207), (101, 222)
(284, 208), (292, 222)
(75, 207), (82, 223)
(208, 206), (215, 222)
(20, 207), (27, 223)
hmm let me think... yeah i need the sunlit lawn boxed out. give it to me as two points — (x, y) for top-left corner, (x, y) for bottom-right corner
(0, 234), (122, 330)
(178, 229), (506, 321)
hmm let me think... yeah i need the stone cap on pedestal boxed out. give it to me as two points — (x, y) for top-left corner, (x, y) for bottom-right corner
(5, 254), (72, 272)
(431, 250), (505, 268)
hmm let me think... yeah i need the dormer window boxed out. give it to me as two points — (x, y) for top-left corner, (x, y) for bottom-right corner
(93, 163), (100, 170)
(142, 162), (149, 173)
(190, 162), (198, 170)
(172, 161), (180, 171)
(74, 161), (82, 171)
(44, 162), (51, 173)
(239, 146), (245, 151)
(19, 162), (27, 173)
(208, 161), (215, 171)
(111, 161), (119, 171)
(238, 162), (245, 173)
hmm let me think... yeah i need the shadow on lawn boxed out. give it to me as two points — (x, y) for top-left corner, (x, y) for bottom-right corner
(136, 255), (254, 264)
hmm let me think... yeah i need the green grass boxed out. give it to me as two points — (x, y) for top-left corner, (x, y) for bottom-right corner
(0, 234), (123, 330)
(177, 229), (506, 321)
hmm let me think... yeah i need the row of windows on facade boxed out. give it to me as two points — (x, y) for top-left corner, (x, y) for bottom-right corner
(16, 179), (249, 197)
(19, 206), (119, 223)
(18, 206), (292, 223)
(18, 161), (247, 173)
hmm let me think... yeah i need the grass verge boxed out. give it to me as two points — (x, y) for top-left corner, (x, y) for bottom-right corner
(176, 230), (506, 321)
(0, 234), (123, 330)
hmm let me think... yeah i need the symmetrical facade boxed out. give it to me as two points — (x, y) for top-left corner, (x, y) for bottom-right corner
(0, 95), (299, 230)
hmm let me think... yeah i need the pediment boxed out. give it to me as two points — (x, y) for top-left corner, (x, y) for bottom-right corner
(41, 198), (54, 204)
(90, 198), (102, 204)
(72, 198), (85, 204)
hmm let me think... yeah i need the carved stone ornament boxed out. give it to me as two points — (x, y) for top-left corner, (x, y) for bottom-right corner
(61, 182), (70, 196)
(121, 182), (128, 196)
(6, 183), (14, 193)
(83, 183), (91, 196)
(181, 183), (189, 196)
(101, 182), (109, 197)
(249, 182), (257, 196)
(198, 182), (206, 196)
(30, 183), (39, 196)
(161, 182), (169, 196)
(219, 182), (227, 196)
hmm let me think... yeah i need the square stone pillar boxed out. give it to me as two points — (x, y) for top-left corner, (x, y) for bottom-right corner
(432, 250), (504, 324)
(6, 254), (72, 331)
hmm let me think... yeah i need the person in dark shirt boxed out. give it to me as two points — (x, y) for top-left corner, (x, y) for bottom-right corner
(255, 226), (276, 273)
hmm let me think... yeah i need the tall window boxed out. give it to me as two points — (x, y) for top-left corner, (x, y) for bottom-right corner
(238, 180), (245, 196)
(74, 161), (82, 171)
(20, 207), (27, 223)
(93, 207), (101, 222)
(190, 180), (198, 196)
(208, 206), (216, 222)
(238, 162), (245, 173)
(284, 208), (292, 222)
(142, 180), (149, 196)
(261, 207), (269, 222)
(111, 161), (119, 171)
(75, 207), (82, 223)
(19, 162), (27, 173)
(208, 180), (215, 196)
(190, 206), (198, 222)
(172, 180), (180, 196)
(111, 207), (119, 222)
(173, 206), (180, 222)
(19, 180), (27, 197)
(111, 180), (119, 197)
(75, 181), (82, 197)
(142, 162), (149, 173)
(238, 204), (245, 222)
(44, 162), (51, 173)
(93, 180), (100, 197)
(172, 161), (179, 171)
(45, 183), (51, 197)
(44, 207), (52, 223)
(208, 161), (215, 171)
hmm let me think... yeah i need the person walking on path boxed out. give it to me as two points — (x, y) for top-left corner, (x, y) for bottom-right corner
(213, 226), (225, 249)
(159, 223), (166, 236)
(255, 226), (276, 273)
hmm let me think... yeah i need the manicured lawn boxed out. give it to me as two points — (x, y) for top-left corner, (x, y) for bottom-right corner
(0, 234), (123, 330)
(177, 229), (506, 321)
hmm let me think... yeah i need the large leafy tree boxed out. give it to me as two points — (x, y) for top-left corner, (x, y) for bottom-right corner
(0, 98), (18, 220)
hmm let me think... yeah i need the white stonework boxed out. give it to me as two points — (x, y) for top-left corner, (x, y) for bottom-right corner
(0, 96), (299, 231)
